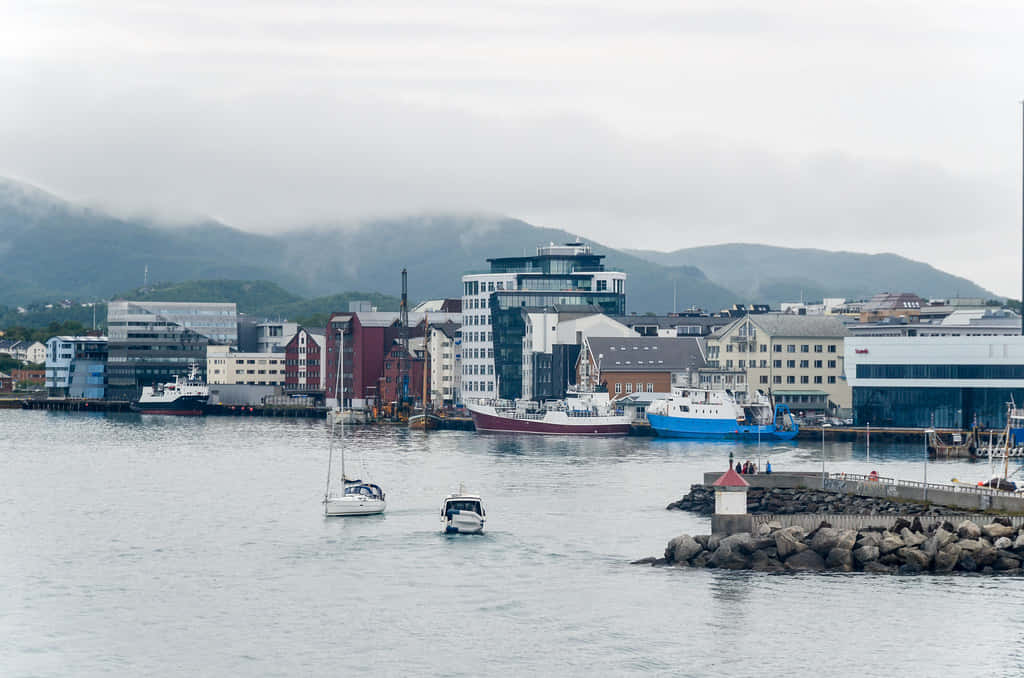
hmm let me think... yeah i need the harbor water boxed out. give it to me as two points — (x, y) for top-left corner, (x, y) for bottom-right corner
(2, 410), (1023, 677)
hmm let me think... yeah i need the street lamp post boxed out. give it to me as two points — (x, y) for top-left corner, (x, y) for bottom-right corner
(924, 428), (935, 502)
(821, 423), (832, 489)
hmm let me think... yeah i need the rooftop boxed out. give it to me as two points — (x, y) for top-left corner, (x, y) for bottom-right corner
(588, 336), (706, 372)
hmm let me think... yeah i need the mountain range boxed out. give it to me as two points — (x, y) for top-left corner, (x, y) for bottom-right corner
(0, 177), (995, 312)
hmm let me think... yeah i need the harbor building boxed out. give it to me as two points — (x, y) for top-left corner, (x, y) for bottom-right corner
(461, 241), (626, 402)
(428, 321), (460, 408)
(206, 345), (286, 386)
(283, 327), (326, 398)
(45, 335), (109, 399)
(844, 336), (1024, 429)
(254, 321), (299, 353)
(577, 336), (706, 400)
(702, 314), (851, 415)
(106, 301), (237, 400)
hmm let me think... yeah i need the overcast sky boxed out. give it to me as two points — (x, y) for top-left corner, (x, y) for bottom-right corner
(2, 1), (1022, 296)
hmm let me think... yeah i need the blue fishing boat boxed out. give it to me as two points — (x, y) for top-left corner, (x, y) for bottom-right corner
(646, 387), (798, 440)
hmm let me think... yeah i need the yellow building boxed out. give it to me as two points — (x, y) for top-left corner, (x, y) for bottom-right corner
(206, 345), (286, 386)
(702, 314), (851, 414)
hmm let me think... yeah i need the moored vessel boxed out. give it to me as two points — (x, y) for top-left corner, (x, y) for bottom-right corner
(646, 387), (798, 440)
(466, 391), (630, 435)
(130, 362), (209, 415)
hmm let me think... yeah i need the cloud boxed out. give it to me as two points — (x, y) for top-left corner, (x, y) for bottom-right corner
(0, 0), (1021, 296)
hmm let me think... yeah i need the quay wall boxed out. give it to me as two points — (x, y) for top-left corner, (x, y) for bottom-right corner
(702, 471), (1024, 514)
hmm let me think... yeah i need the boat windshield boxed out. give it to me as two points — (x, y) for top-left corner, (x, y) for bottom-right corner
(443, 500), (482, 515)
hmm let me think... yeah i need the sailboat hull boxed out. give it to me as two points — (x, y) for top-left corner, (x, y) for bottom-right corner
(324, 497), (386, 516)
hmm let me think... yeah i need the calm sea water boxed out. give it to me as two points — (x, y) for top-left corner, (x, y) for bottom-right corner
(2, 410), (1023, 677)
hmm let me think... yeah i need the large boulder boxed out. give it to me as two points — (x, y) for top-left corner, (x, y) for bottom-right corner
(934, 544), (961, 573)
(691, 551), (711, 568)
(957, 553), (978, 572)
(878, 533), (904, 555)
(666, 534), (703, 564)
(810, 528), (840, 555)
(1013, 533), (1024, 551)
(982, 523), (1015, 540)
(784, 549), (826, 572)
(826, 548), (855, 572)
(856, 531), (882, 549)
(863, 562), (896, 574)
(974, 546), (998, 567)
(898, 547), (932, 571)
(708, 545), (749, 570)
(957, 538), (983, 552)
(853, 545), (880, 564)
(956, 520), (981, 539)
(750, 550), (785, 572)
(994, 555), (1022, 571)
(835, 530), (858, 551)
(899, 528), (927, 548)
(775, 530), (807, 558)
(933, 527), (956, 550)
(994, 536), (1013, 550)
(719, 532), (757, 555)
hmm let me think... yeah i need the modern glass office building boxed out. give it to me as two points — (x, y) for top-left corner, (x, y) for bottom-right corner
(844, 336), (1024, 428)
(461, 242), (626, 401)
(45, 336), (109, 399)
(106, 301), (238, 400)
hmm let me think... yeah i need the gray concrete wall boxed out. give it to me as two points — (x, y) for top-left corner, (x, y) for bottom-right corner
(702, 471), (1024, 514)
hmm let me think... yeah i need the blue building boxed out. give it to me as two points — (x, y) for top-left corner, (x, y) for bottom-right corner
(45, 336), (109, 399)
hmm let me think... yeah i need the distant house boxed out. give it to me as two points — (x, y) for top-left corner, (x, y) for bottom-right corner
(283, 327), (327, 399)
(1, 340), (48, 364)
(0, 371), (13, 392)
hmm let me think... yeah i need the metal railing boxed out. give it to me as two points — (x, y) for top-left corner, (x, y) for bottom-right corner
(827, 472), (1019, 497)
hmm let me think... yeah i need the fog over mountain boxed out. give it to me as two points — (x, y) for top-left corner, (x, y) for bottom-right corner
(0, 178), (994, 312)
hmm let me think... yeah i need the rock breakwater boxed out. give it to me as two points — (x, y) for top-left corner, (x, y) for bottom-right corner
(668, 484), (978, 516)
(634, 518), (1024, 575)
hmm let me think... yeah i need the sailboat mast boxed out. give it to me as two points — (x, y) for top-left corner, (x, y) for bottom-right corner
(340, 329), (346, 483)
(423, 312), (429, 412)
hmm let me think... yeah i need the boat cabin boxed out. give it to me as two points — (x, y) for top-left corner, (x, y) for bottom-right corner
(442, 496), (484, 517)
(344, 483), (385, 499)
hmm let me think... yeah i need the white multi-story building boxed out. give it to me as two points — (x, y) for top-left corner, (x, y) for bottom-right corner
(206, 345), (286, 386)
(255, 321), (298, 354)
(461, 242), (627, 403)
(427, 321), (460, 408)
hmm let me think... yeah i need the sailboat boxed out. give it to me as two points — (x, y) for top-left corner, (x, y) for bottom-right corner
(409, 312), (442, 431)
(323, 329), (386, 516)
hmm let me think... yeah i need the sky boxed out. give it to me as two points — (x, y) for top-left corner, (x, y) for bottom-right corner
(2, 0), (1023, 296)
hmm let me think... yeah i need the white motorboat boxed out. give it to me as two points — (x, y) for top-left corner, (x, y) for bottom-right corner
(441, 490), (485, 534)
(323, 329), (386, 517)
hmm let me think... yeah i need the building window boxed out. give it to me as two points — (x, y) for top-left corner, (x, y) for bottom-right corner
(828, 376), (836, 384)
(646, 383), (654, 392)
(773, 344), (782, 352)
(787, 345), (796, 353)
(760, 360), (767, 368)
(760, 375), (768, 384)
(726, 360), (733, 368)
(800, 376), (809, 384)
(596, 280), (607, 291)
(738, 360), (745, 368)
(786, 376), (795, 384)
(799, 360), (809, 368)
(814, 376), (823, 384)
(828, 360), (837, 369)
(726, 344), (733, 352)
(773, 360), (782, 368)
(636, 383), (642, 393)
(814, 345), (823, 353)
(626, 383), (633, 393)
(615, 383), (622, 393)
(801, 345), (809, 352)
(814, 360), (823, 368)
(760, 344), (767, 352)
(773, 376), (782, 384)
(786, 360), (795, 368)
(828, 345), (837, 353)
